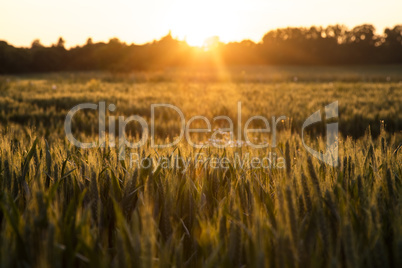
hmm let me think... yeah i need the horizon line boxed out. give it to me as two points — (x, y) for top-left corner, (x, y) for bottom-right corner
(2, 22), (401, 49)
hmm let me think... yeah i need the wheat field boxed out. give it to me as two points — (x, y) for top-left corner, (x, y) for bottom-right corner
(0, 68), (401, 267)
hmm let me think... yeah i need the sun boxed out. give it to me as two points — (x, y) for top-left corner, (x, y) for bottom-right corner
(185, 33), (211, 48)
(167, 0), (240, 47)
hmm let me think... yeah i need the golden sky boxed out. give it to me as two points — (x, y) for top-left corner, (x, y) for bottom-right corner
(1, 0), (401, 47)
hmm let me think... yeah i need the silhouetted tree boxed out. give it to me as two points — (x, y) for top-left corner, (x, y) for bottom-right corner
(31, 39), (43, 49)
(86, 38), (93, 46)
(56, 37), (65, 48)
(1, 24), (402, 74)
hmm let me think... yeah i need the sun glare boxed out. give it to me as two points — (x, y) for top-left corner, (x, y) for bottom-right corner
(167, 0), (240, 47)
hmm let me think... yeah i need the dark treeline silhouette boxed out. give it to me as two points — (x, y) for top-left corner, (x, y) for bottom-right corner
(1, 24), (402, 73)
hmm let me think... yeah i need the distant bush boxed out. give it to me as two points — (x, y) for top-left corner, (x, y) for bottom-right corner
(1, 24), (402, 74)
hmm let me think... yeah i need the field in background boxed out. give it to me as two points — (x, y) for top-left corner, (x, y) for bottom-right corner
(1, 65), (402, 140)
(0, 66), (401, 267)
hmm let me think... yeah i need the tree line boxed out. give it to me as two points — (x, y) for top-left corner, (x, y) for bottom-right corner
(1, 24), (402, 73)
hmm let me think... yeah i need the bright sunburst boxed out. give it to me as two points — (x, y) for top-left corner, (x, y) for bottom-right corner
(167, 0), (241, 47)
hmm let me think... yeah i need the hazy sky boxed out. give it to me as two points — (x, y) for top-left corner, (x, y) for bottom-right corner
(1, 0), (401, 47)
